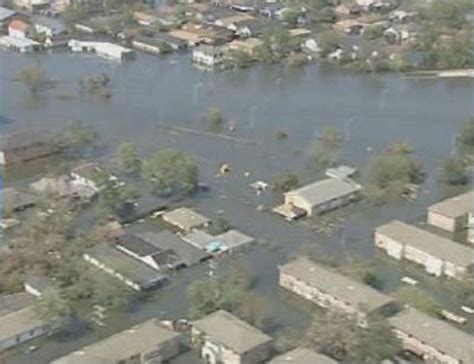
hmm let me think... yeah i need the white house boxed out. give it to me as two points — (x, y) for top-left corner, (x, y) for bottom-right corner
(192, 45), (227, 67)
(374, 220), (473, 279)
(191, 310), (273, 364)
(427, 191), (474, 233)
(0, 306), (50, 351)
(389, 308), (474, 364)
(279, 257), (394, 325)
(52, 319), (184, 364)
(278, 178), (361, 218)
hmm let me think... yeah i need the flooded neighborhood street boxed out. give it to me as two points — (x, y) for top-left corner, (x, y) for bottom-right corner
(2, 49), (474, 363)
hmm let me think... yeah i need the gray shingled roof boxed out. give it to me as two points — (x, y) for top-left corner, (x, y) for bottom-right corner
(285, 178), (361, 207)
(375, 220), (473, 268)
(269, 347), (338, 364)
(52, 319), (182, 364)
(84, 244), (166, 287)
(192, 310), (272, 354)
(389, 308), (474, 363)
(138, 231), (210, 266)
(428, 190), (474, 218)
(279, 257), (393, 313)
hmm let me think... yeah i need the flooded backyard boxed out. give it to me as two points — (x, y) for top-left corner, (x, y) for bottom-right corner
(1, 49), (474, 363)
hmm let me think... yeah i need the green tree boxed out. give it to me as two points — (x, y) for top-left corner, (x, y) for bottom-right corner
(34, 290), (73, 329)
(272, 171), (299, 194)
(116, 141), (141, 175)
(306, 311), (400, 363)
(63, 119), (99, 157)
(206, 107), (223, 133)
(439, 157), (468, 186)
(394, 286), (441, 316)
(16, 66), (53, 94)
(457, 117), (474, 153)
(142, 149), (198, 197)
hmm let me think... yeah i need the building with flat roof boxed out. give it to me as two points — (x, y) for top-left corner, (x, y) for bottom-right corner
(191, 310), (273, 364)
(269, 347), (338, 364)
(279, 257), (394, 324)
(215, 229), (255, 253)
(276, 178), (361, 219)
(162, 207), (211, 231)
(83, 244), (167, 291)
(389, 308), (474, 364)
(52, 318), (184, 364)
(0, 306), (50, 351)
(427, 191), (474, 232)
(374, 220), (473, 279)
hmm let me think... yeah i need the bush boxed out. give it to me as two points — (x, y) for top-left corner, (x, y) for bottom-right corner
(439, 158), (468, 186)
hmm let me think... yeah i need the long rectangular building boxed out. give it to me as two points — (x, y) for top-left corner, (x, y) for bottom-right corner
(374, 220), (473, 279)
(389, 308), (474, 364)
(279, 257), (394, 324)
(282, 178), (361, 217)
(52, 319), (184, 363)
(427, 191), (474, 232)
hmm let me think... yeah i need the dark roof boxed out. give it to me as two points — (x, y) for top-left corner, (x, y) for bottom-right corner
(138, 231), (210, 266)
(117, 233), (159, 257)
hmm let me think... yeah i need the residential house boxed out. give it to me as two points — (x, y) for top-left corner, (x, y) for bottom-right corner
(374, 220), (473, 279)
(325, 165), (357, 180)
(133, 10), (158, 27)
(1, 130), (61, 165)
(279, 257), (394, 325)
(132, 35), (171, 55)
(215, 229), (255, 253)
(269, 347), (338, 364)
(30, 174), (97, 201)
(70, 162), (107, 192)
(8, 19), (31, 39)
(159, 33), (187, 51)
(214, 12), (254, 31)
(389, 308), (474, 364)
(52, 319), (185, 364)
(191, 310), (273, 364)
(167, 29), (204, 47)
(68, 40), (135, 61)
(182, 229), (221, 253)
(0, 34), (38, 52)
(0, 7), (17, 31)
(12, 0), (50, 12)
(0, 305), (50, 351)
(83, 244), (168, 291)
(235, 19), (262, 38)
(275, 178), (361, 219)
(427, 191), (474, 233)
(32, 15), (67, 39)
(115, 230), (208, 270)
(162, 207), (211, 231)
(2, 187), (38, 216)
(228, 37), (261, 55)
